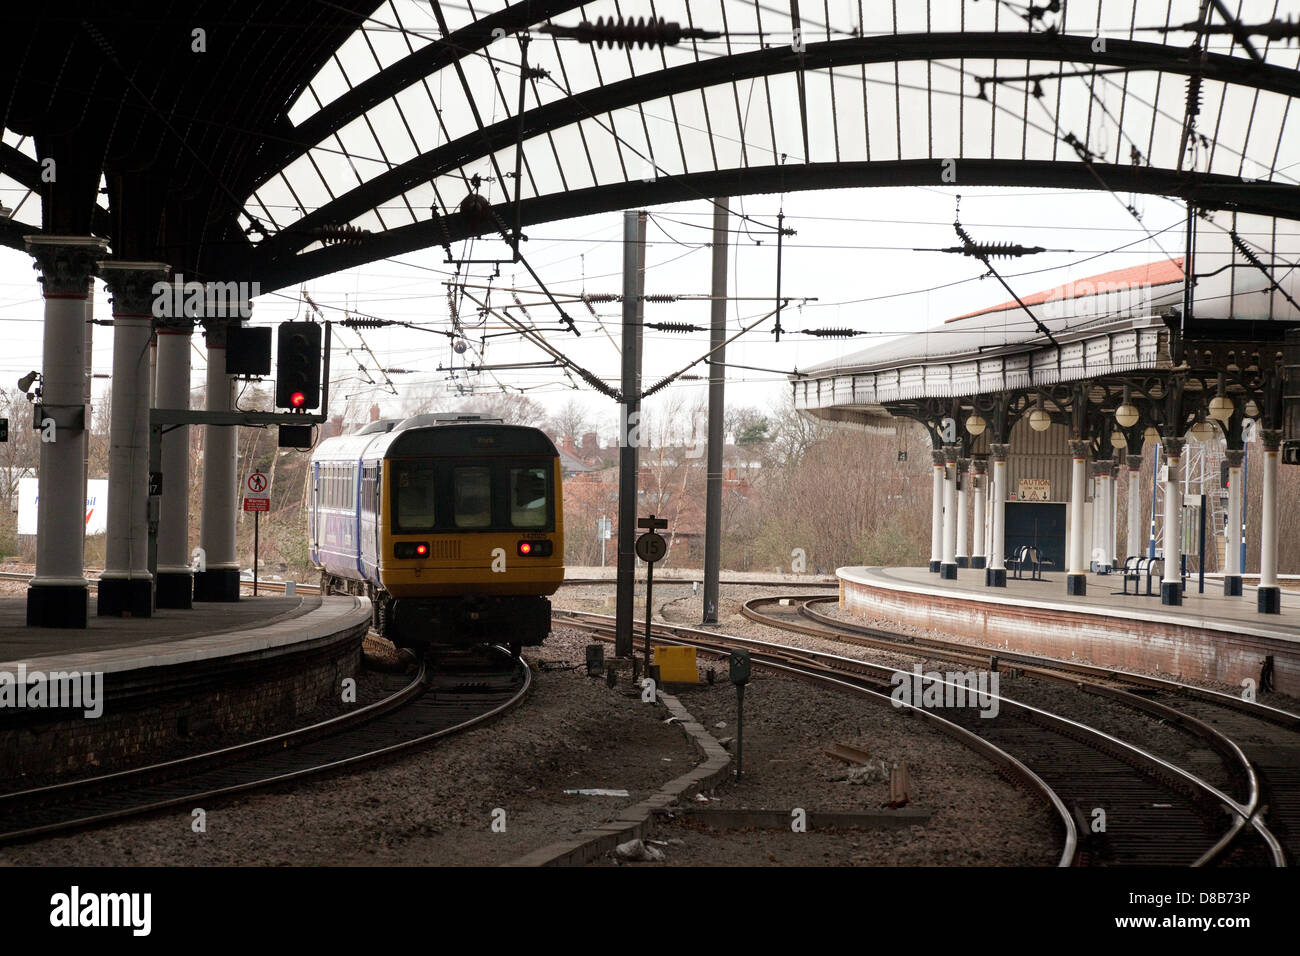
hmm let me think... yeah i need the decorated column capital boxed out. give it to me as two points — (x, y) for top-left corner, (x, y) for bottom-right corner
(989, 443), (1009, 463)
(1068, 439), (1091, 460)
(957, 457), (971, 475)
(931, 449), (947, 467)
(26, 236), (108, 297)
(971, 457), (988, 475)
(97, 261), (172, 317)
(1259, 428), (1282, 452)
(1162, 437), (1186, 461)
(1127, 454), (1145, 472)
(1090, 459), (1114, 478)
(942, 444), (959, 465)
(1225, 449), (1246, 468)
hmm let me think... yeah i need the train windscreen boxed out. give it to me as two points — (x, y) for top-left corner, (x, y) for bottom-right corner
(510, 467), (548, 528)
(393, 462), (436, 531)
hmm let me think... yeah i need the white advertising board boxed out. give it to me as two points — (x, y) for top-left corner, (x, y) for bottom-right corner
(16, 477), (110, 536)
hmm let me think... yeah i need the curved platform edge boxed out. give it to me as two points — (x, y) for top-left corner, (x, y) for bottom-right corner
(837, 567), (1298, 697)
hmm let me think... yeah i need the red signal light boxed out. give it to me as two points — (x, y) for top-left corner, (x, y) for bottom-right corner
(518, 542), (533, 555)
(290, 391), (306, 408)
(415, 543), (428, 557)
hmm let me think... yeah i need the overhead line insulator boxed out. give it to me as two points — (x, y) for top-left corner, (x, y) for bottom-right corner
(311, 223), (371, 246)
(539, 16), (721, 49)
(936, 242), (1047, 258)
(645, 322), (703, 333)
(800, 328), (861, 338)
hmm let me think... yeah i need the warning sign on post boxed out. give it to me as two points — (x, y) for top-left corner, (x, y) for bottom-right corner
(243, 471), (270, 512)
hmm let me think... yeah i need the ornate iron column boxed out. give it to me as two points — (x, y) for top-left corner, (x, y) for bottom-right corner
(23, 236), (107, 628)
(940, 444), (959, 580)
(1126, 454), (1145, 567)
(971, 457), (987, 570)
(97, 261), (171, 617)
(1160, 438), (1186, 606)
(1257, 430), (1282, 614)
(955, 457), (970, 569)
(929, 448), (945, 573)
(195, 316), (241, 602)
(1066, 439), (1090, 596)
(155, 281), (194, 608)
(1223, 448), (1245, 597)
(987, 444), (1009, 587)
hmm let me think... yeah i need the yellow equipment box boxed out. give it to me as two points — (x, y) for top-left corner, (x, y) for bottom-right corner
(653, 645), (698, 683)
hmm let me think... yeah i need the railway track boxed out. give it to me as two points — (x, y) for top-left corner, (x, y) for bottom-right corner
(0, 643), (530, 845)
(554, 607), (1286, 867)
(744, 594), (1300, 864)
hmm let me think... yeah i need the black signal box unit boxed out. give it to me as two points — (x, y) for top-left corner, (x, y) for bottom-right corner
(225, 325), (273, 376)
(276, 322), (323, 409)
(278, 424), (314, 449)
(0, 417), (7, 442)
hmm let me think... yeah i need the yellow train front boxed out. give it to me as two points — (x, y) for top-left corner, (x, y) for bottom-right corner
(309, 415), (564, 653)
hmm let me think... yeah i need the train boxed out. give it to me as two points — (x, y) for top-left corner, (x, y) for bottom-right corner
(309, 414), (564, 654)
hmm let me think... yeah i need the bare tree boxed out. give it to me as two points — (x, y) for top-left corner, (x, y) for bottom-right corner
(549, 397), (593, 443)
(0, 389), (40, 556)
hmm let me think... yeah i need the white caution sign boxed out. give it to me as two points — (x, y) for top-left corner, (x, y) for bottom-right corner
(243, 471), (270, 512)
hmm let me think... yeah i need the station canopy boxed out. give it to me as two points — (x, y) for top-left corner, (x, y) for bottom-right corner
(4, 1), (1300, 291)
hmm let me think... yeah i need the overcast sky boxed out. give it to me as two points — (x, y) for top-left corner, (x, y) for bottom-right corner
(0, 183), (1211, 438)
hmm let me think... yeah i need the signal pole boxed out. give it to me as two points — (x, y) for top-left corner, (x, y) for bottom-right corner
(615, 210), (646, 658)
(702, 199), (729, 624)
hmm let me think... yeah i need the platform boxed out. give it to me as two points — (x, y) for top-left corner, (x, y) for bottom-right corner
(838, 566), (1299, 696)
(0, 594), (372, 781)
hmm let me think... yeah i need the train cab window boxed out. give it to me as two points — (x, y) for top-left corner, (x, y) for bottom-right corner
(510, 467), (549, 528)
(453, 466), (492, 528)
(393, 462), (437, 531)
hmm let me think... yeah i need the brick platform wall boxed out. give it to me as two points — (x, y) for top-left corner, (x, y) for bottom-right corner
(0, 625), (365, 781)
(841, 580), (1298, 697)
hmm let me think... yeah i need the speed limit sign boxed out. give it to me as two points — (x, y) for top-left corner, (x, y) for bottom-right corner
(635, 531), (667, 563)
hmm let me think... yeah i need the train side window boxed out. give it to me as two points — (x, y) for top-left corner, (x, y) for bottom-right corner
(509, 467), (548, 528)
(453, 466), (492, 528)
(393, 461), (436, 531)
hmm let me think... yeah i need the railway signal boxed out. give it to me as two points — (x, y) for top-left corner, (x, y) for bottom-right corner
(276, 322), (322, 409)
(730, 649), (751, 780)
(635, 515), (669, 682)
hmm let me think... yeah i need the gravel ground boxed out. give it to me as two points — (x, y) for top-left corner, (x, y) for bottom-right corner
(649, 586), (1292, 798)
(556, 587), (1063, 866)
(0, 625), (700, 866)
(594, 670), (1060, 867)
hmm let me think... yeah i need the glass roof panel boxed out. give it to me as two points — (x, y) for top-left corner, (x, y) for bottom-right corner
(231, 0), (1300, 259)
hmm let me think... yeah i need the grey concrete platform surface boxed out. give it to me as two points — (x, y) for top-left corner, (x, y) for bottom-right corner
(0, 594), (370, 674)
